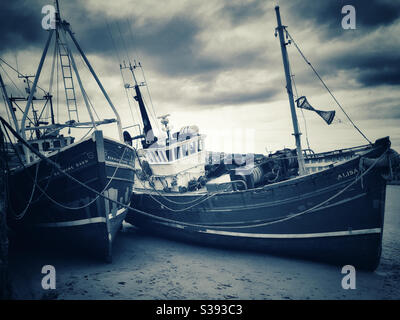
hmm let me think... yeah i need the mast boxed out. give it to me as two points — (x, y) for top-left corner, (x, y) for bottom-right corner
(123, 62), (156, 148)
(0, 73), (19, 132)
(275, 6), (306, 176)
(65, 26), (123, 141)
(20, 29), (54, 140)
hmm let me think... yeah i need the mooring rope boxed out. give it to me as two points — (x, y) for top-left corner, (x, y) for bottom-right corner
(1, 117), (131, 211)
(134, 171), (219, 212)
(13, 163), (39, 220)
(131, 148), (388, 228)
(2, 115), (389, 230)
(134, 149), (388, 229)
(0, 116), (388, 230)
(25, 147), (128, 211)
(10, 139), (129, 211)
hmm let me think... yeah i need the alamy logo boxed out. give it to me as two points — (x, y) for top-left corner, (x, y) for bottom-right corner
(41, 265), (56, 289)
(341, 265), (356, 289)
(341, 5), (356, 30)
(41, 5), (56, 30)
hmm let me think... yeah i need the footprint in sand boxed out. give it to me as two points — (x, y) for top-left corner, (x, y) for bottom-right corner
(223, 294), (238, 299)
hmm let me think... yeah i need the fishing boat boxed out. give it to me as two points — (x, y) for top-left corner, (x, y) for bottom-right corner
(0, 1), (135, 261)
(124, 6), (397, 270)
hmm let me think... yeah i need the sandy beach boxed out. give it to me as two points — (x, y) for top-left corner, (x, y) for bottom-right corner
(7, 185), (400, 300)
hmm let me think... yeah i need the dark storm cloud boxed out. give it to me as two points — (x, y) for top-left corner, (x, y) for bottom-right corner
(281, 0), (400, 87)
(74, 13), (265, 78)
(2, 0), (400, 105)
(295, 49), (400, 88)
(115, 17), (223, 77)
(0, 1), (46, 52)
(194, 87), (280, 107)
(0, 1), (223, 77)
(289, 0), (400, 37)
(330, 54), (400, 87)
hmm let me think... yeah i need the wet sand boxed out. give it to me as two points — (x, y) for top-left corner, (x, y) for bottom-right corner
(7, 185), (400, 300)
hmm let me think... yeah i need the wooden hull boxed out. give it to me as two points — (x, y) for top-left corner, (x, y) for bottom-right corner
(126, 138), (390, 270)
(7, 131), (135, 262)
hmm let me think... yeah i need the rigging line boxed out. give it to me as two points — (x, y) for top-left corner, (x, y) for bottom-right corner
(1, 94), (14, 139)
(79, 78), (101, 121)
(125, 19), (159, 132)
(120, 65), (142, 129)
(125, 19), (148, 124)
(126, 18), (142, 63)
(119, 21), (138, 126)
(107, 19), (137, 126)
(0, 63), (24, 96)
(9, 138), (129, 211)
(284, 30), (372, 145)
(291, 73), (311, 150)
(2, 124), (39, 219)
(105, 19), (122, 65)
(74, 51), (101, 122)
(286, 50), (311, 150)
(107, 20), (137, 125)
(299, 107), (310, 150)
(77, 127), (94, 143)
(116, 21), (132, 65)
(48, 34), (57, 95)
(107, 20), (138, 124)
(139, 64), (160, 132)
(84, 91), (101, 121)
(10, 102), (35, 127)
(0, 57), (47, 94)
(44, 40), (57, 124)
(56, 35), (60, 124)
(32, 150), (61, 204)
(14, 50), (19, 74)
(121, 69), (136, 125)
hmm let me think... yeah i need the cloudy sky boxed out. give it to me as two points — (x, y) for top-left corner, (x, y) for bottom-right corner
(0, 0), (399, 154)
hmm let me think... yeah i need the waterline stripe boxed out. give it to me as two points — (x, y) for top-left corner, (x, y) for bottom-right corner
(198, 228), (381, 239)
(36, 216), (106, 227)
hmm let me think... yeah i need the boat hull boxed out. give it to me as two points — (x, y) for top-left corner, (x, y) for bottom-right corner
(7, 131), (135, 262)
(126, 138), (390, 270)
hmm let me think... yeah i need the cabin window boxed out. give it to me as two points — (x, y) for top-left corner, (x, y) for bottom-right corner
(53, 140), (61, 148)
(43, 142), (50, 151)
(182, 144), (189, 157)
(159, 150), (167, 162)
(189, 141), (196, 155)
(177, 146), (183, 159)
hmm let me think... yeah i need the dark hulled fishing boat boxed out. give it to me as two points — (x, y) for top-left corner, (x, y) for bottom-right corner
(0, 1), (135, 261)
(124, 6), (397, 269)
(128, 138), (390, 270)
